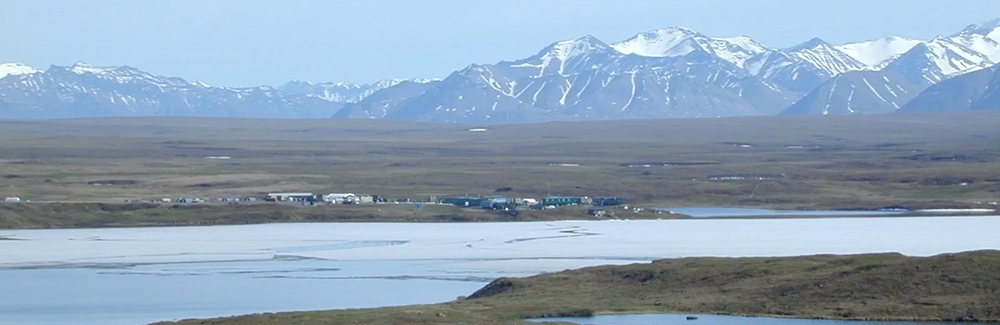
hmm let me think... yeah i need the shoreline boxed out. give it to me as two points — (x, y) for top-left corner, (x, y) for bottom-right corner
(585, 310), (1000, 323)
(152, 251), (1000, 325)
(0, 201), (995, 230)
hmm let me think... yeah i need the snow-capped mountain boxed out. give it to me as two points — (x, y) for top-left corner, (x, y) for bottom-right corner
(780, 20), (1000, 117)
(330, 33), (799, 124)
(0, 62), (343, 119)
(324, 19), (1000, 122)
(3, 18), (1000, 122)
(607, 28), (833, 94)
(0, 63), (41, 79)
(609, 28), (769, 69)
(784, 38), (868, 77)
(960, 18), (1000, 43)
(899, 65), (1000, 113)
(836, 37), (923, 67)
(781, 40), (995, 117)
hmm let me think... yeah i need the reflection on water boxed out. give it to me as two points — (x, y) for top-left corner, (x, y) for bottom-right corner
(530, 314), (953, 325)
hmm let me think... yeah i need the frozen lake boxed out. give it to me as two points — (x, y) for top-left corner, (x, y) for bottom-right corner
(2, 216), (999, 325)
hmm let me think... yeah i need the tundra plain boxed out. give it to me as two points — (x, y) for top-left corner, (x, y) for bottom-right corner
(1, 111), (998, 228)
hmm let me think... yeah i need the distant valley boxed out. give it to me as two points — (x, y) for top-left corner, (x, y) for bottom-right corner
(1, 19), (998, 123)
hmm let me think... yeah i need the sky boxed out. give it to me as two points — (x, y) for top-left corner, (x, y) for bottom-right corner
(3, 0), (998, 87)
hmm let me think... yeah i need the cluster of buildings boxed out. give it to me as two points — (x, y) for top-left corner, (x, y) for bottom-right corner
(155, 193), (389, 205)
(15, 189), (627, 216)
(173, 193), (389, 204)
(169, 197), (256, 204)
(146, 192), (628, 212)
(260, 193), (388, 204)
(707, 173), (786, 181)
(437, 195), (625, 211)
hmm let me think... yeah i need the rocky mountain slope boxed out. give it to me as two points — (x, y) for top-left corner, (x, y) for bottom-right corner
(899, 65), (1000, 112)
(334, 19), (1000, 122)
(782, 22), (1000, 116)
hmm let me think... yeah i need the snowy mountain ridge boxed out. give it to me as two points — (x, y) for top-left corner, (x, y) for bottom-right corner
(2, 17), (999, 121)
(0, 63), (42, 79)
(836, 37), (924, 67)
(0, 62), (344, 119)
(609, 28), (770, 69)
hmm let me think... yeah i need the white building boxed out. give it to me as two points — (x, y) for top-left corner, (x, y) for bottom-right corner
(324, 193), (357, 204)
(4, 197), (21, 203)
(265, 193), (315, 202)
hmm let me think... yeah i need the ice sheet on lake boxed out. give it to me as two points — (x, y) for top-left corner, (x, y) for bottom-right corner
(2, 217), (999, 271)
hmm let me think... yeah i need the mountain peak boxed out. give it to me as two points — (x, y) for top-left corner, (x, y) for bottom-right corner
(610, 26), (708, 57)
(713, 36), (771, 54)
(0, 62), (42, 79)
(643, 26), (700, 37)
(787, 37), (831, 52)
(67, 62), (119, 75)
(960, 18), (1000, 35)
(835, 36), (922, 67)
(539, 35), (610, 60)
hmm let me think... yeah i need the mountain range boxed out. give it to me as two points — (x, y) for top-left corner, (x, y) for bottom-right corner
(1, 18), (999, 122)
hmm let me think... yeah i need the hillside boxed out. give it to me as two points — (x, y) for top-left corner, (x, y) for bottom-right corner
(156, 250), (1000, 325)
(900, 65), (1000, 112)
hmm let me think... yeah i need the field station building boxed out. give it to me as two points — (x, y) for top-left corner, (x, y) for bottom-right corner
(265, 193), (316, 202)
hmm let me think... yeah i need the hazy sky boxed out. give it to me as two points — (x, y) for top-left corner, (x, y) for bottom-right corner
(3, 0), (998, 87)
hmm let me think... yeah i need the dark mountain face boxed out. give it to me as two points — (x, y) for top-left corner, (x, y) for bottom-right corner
(900, 66), (1000, 113)
(334, 81), (442, 119)
(782, 70), (923, 115)
(974, 68), (1000, 110)
(745, 51), (831, 94)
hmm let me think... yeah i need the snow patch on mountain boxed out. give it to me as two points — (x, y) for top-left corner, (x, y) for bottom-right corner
(68, 62), (116, 75)
(960, 18), (1000, 42)
(610, 29), (768, 68)
(546, 36), (607, 62)
(611, 27), (704, 58)
(0, 63), (41, 79)
(949, 30), (1000, 62)
(837, 37), (922, 67)
(786, 38), (866, 76)
(923, 38), (994, 77)
(517, 36), (613, 76)
(708, 36), (770, 68)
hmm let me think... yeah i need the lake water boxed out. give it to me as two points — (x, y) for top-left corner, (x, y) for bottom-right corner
(0, 259), (488, 325)
(2, 217), (999, 325)
(530, 314), (955, 325)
